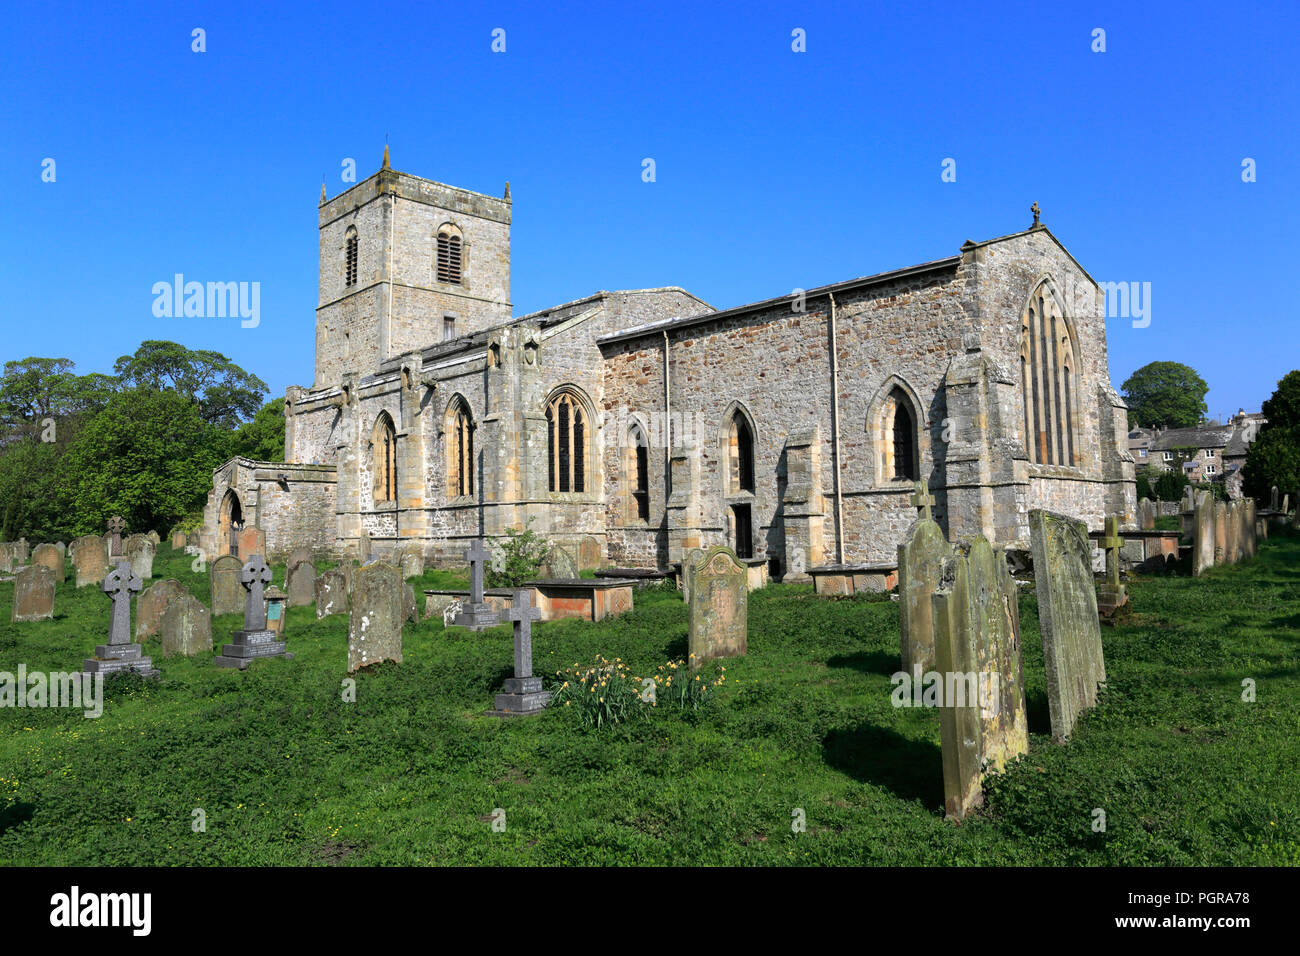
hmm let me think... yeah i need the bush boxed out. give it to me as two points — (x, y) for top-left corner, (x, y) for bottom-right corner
(485, 520), (551, 588)
(1153, 468), (1190, 502)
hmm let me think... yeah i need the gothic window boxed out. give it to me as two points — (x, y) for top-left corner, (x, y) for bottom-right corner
(372, 413), (397, 505)
(445, 397), (475, 499)
(546, 390), (587, 493)
(727, 409), (755, 494)
(345, 226), (358, 287)
(436, 223), (463, 284)
(628, 424), (650, 522)
(1019, 280), (1079, 466)
(879, 386), (919, 482)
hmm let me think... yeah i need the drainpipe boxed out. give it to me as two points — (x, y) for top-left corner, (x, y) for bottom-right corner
(829, 292), (845, 564)
(663, 330), (672, 489)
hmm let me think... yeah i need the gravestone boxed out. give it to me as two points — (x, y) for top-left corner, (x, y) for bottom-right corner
(54, 541), (66, 560)
(1137, 497), (1156, 531)
(579, 536), (601, 570)
(14, 537), (29, 564)
(1096, 516), (1129, 620)
(136, 579), (187, 641)
(680, 547), (704, 604)
(932, 535), (1029, 821)
(237, 526), (266, 562)
(11, 565), (56, 622)
(71, 533), (109, 588)
(210, 555), (244, 616)
(1213, 501), (1228, 564)
(287, 547), (314, 571)
(160, 593), (212, 657)
(489, 589), (549, 715)
(1193, 491), (1215, 577)
(145, 530), (160, 547)
(124, 534), (155, 580)
(286, 560), (317, 607)
(897, 517), (950, 676)
(215, 555), (293, 669)
(1271, 486), (1280, 511)
(1180, 488), (1196, 537)
(32, 543), (64, 581)
(1028, 510), (1106, 742)
(265, 586), (288, 638)
(452, 540), (500, 630)
(171, 530), (187, 549)
(1241, 499), (1257, 560)
(357, 530), (372, 564)
(404, 581), (418, 624)
(315, 568), (349, 618)
(348, 562), (404, 673)
(400, 546), (424, 580)
(548, 545), (579, 580)
(106, 516), (126, 558)
(688, 546), (748, 666)
(1284, 493), (1290, 515)
(84, 561), (159, 677)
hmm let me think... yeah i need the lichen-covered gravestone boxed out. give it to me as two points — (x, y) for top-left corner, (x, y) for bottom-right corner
(71, 534), (109, 588)
(124, 534), (155, 580)
(136, 579), (187, 641)
(348, 562), (404, 673)
(548, 545), (579, 580)
(932, 535), (1029, 821)
(315, 568), (349, 619)
(1028, 510), (1107, 742)
(286, 560), (317, 607)
(210, 554), (243, 616)
(1223, 501), (1240, 564)
(1095, 516), (1129, 620)
(106, 516), (126, 558)
(287, 547), (313, 571)
(1138, 497), (1156, 531)
(1193, 492), (1215, 577)
(400, 547), (424, 580)
(1213, 501), (1228, 565)
(11, 565), (56, 622)
(161, 593), (212, 657)
(32, 543), (64, 582)
(680, 547), (704, 604)
(897, 517), (950, 676)
(1243, 499), (1257, 558)
(688, 546), (747, 667)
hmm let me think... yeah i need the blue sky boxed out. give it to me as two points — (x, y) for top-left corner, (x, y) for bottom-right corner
(3, 0), (1296, 421)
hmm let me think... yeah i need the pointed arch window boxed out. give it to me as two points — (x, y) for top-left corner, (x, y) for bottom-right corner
(546, 391), (587, 493)
(444, 398), (475, 499)
(345, 226), (358, 287)
(628, 424), (650, 522)
(372, 413), (397, 505)
(877, 386), (920, 482)
(1019, 281), (1079, 466)
(436, 223), (463, 284)
(727, 410), (755, 494)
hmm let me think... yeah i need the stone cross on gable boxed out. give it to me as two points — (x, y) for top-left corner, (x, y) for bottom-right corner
(465, 539), (492, 604)
(503, 588), (543, 679)
(240, 554), (273, 630)
(1031, 201), (1041, 227)
(1100, 516), (1125, 598)
(107, 516), (126, 555)
(911, 480), (936, 521)
(102, 560), (142, 645)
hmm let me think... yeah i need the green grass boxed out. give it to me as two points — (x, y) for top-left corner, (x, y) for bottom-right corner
(1, 533), (1297, 865)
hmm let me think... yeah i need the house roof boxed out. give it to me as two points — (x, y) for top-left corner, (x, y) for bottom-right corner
(1149, 425), (1234, 451)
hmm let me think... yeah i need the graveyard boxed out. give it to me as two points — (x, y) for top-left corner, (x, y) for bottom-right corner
(1, 531), (1298, 866)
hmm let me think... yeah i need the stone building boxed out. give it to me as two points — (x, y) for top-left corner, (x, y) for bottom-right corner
(202, 153), (1136, 574)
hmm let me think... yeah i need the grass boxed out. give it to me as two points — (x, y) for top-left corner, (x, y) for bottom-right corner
(0, 531), (1297, 866)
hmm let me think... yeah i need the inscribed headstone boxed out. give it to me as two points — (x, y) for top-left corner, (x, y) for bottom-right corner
(348, 562), (404, 673)
(897, 518), (950, 676)
(688, 546), (747, 666)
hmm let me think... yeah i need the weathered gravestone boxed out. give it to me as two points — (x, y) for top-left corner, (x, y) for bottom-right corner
(1180, 488), (1197, 538)
(161, 593), (212, 657)
(84, 561), (159, 677)
(399, 546), (424, 580)
(897, 517), (950, 676)
(71, 534), (109, 588)
(237, 526), (266, 562)
(489, 589), (549, 715)
(357, 530), (372, 564)
(1137, 497), (1156, 531)
(452, 540), (500, 630)
(680, 547), (704, 605)
(548, 545), (579, 580)
(214, 555), (293, 669)
(210, 554), (244, 616)
(171, 530), (187, 550)
(688, 546), (748, 667)
(579, 536), (601, 570)
(932, 535), (1029, 821)
(136, 579), (187, 641)
(0, 542), (16, 573)
(1213, 501), (1228, 564)
(315, 568), (349, 618)
(404, 581), (418, 624)
(145, 530), (160, 547)
(286, 560), (317, 607)
(348, 562), (404, 673)
(287, 547), (314, 571)
(123, 534), (155, 580)
(106, 516), (126, 558)
(32, 543), (64, 581)
(1244, 499), (1257, 558)
(1029, 510), (1107, 742)
(11, 565), (56, 622)
(1271, 486), (1280, 511)
(1193, 491), (1215, 577)
(1095, 516), (1129, 620)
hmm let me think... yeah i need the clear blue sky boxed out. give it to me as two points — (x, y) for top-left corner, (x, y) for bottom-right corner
(3, 0), (1296, 422)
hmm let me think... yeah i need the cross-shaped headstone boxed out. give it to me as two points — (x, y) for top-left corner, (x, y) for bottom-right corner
(502, 588), (543, 679)
(102, 560), (142, 645)
(240, 554), (273, 630)
(107, 516), (126, 556)
(1031, 201), (1041, 226)
(911, 479), (936, 521)
(465, 539), (491, 604)
(1101, 516), (1125, 596)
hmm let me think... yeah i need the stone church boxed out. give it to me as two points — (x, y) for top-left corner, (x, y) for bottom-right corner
(201, 150), (1136, 576)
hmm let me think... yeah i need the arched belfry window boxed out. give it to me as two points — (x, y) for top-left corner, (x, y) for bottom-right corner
(546, 390), (587, 493)
(1019, 280), (1079, 466)
(372, 413), (397, 505)
(345, 226), (358, 287)
(445, 397), (475, 499)
(727, 409), (755, 494)
(436, 223), (463, 285)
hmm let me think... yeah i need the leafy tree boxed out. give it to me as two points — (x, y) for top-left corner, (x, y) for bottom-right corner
(113, 340), (268, 428)
(0, 358), (116, 441)
(233, 398), (286, 461)
(0, 439), (67, 540)
(1135, 468), (1155, 501)
(486, 521), (551, 588)
(1121, 362), (1209, 429)
(1153, 468), (1189, 502)
(1243, 370), (1300, 503)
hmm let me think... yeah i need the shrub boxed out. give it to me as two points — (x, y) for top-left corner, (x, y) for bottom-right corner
(486, 520), (551, 588)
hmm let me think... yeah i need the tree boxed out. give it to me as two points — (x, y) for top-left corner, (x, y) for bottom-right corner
(0, 358), (116, 441)
(113, 341), (268, 428)
(233, 398), (286, 461)
(1121, 362), (1209, 429)
(1243, 370), (1300, 503)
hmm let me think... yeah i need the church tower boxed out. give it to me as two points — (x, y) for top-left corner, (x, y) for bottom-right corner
(313, 147), (512, 386)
